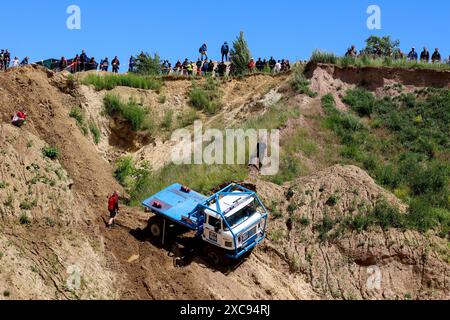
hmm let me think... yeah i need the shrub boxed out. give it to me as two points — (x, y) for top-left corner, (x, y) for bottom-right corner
(291, 72), (317, 98)
(83, 73), (162, 91)
(103, 93), (150, 131)
(133, 52), (162, 76)
(42, 146), (59, 160)
(342, 88), (376, 117)
(177, 109), (199, 128)
(310, 50), (338, 64)
(161, 110), (173, 129)
(188, 78), (223, 115)
(230, 31), (252, 75)
(19, 213), (31, 226)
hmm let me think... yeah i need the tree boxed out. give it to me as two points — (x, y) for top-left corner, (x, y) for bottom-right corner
(134, 52), (161, 75)
(230, 31), (251, 75)
(364, 35), (400, 56)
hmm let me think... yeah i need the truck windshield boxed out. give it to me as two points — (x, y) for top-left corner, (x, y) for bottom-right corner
(224, 205), (256, 231)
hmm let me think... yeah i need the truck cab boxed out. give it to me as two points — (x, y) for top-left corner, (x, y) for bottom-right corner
(202, 192), (266, 257)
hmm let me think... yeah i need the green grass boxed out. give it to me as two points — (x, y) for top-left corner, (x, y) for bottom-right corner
(82, 73), (163, 91)
(69, 106), (88, 136)
(0, 181), (6, 189)
(161, 110), (173, 130)
(42, 146), (59, 160)
(321, 89), (450, 238)
(103, 93), (153, 131)
(291, 72), (317, 98)
(19, 213), (31, 226)
(177, 109), (199, 128)
(89, 120), (101, 145)
(310, 50), (338, 64)
(189, 78), (223, 115)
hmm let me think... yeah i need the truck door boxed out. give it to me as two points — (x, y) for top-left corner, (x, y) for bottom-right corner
(204, 215), (222, 244)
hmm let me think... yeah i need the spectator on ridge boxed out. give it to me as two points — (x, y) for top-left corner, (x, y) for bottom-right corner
(431, 48), (441, 63)
(269, 56), (276, 70)
(12, 57), (20, 67)
(129, 56), (136, 72)
(207, 60), (215, 74)
(196, 58), (202, 76)
(174, 60), (182, 74)
(58, 56), (68, 71)
(420, 47), (429, 63)
(80, 50), (89, 71)
(256, 58), (264, 71)
(20, 57), (29, 66)
(112, 56), (120, 73)
(182, 58), (189, 76)
(199, 43), (208, 61)
(217, 61), (227, 77)
(71, 54), (80, 73)
(407, 47), (418, 61)
(345, 45), (357, 57)
(274, 60), (282, 73)
(221, 42), (230, 62)
(247, 58), (256, 73)
(201, 59), (209, 75)
(100, 57), (109, 71)
(4, 49), (10, 70)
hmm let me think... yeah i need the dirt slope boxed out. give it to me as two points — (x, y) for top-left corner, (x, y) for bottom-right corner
(1, 65), (448, 300)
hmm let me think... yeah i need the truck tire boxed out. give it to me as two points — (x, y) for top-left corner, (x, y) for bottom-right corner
(204, 245), (228, 267)
(149, 218), (163, 238)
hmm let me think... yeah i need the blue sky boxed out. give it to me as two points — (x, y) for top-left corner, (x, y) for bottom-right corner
(5, 0), (449, 68)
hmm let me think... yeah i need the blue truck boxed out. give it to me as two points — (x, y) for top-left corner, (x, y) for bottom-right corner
(142, 183), (268, 265)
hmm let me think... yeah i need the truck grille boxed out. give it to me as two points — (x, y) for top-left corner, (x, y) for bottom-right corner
(242, 226), (257, 243)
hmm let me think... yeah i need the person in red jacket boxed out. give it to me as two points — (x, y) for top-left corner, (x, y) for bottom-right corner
(107, 191), (120, 229)
(11, 111), (27, 127)
(247, 58), (256, 73)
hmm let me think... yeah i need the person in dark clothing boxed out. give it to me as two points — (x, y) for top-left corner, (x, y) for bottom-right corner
(199, 43), (208, 61)
(182, 58), (189, 76)
(221, 42), (230, 62)
(112, 56), (120, 73)
(71, 54), (80, 73)
(107, 191), (120, 229)
(100, 57), (109, 71)
(256, 58), (264, 71)
(269, 56), (276, 70)
(431, 48), (441, 63)
(59, 56), (68, 71)
(87, 57), (98, 71)
(174, 60), (182, 74)
(420, 47), (429, 63)
(80, 50), (89, 71)
(345, 45), (357, 57)
(20, 57), (29, 66)
(407, 47), (418, 61)
(207, 60), (215, 74)
(217, 61), (227, 77)
(128, 56), (136, 72)
(196, 58), (202, 76)
(4, 49), (11, 70)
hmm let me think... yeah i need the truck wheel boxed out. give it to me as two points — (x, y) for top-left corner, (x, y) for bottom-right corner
(204, 246), (223, 266)
(149, 220), (162, 238)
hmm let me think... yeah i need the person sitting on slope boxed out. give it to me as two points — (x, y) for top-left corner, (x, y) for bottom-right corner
(11, 111), (27, 127)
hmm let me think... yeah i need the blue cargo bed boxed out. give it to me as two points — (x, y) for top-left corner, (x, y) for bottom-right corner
(142, 184), (207, 230)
